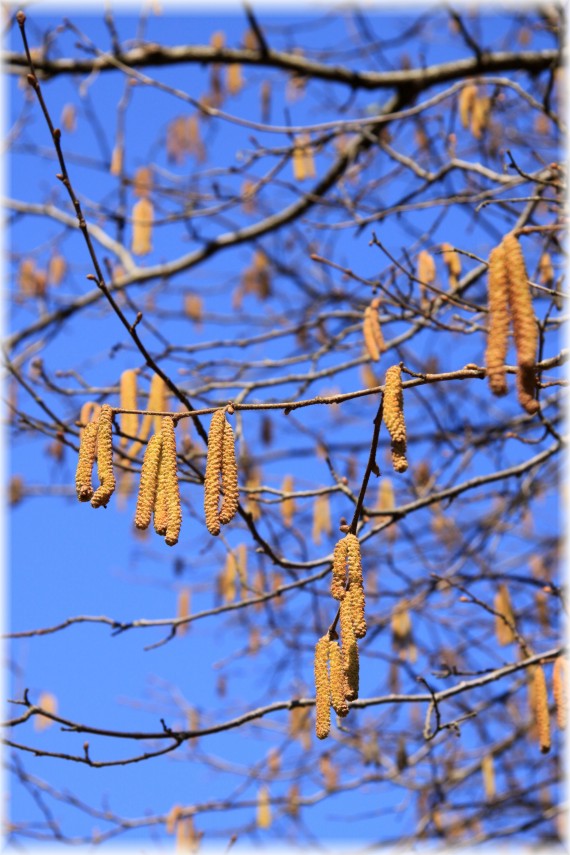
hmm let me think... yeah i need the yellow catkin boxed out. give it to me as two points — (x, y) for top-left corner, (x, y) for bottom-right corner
(503, 233), (538, 369)
(281, 474), (296, 527)
(346, 533), (366, 639)
(329, 640), (349, 717)
(363, 298), (385, 362)
(75, 419), (99, 502)
(219, 416), (239, 525)
(134, 432), (162, 529)
(377, 478), (395, 513)
(161, 416), (182, 546)
(61, 103), (76, 132)
(331, 536), (349, 600)
(256, 785), (271, 829)
(363, 307), (380, 361)
(131, 198), (153, 256)
(227, 63), (243, 95)
(292, 134), (315, 181)
(538, 252), (554, 287)
(417, 249), (436, 284)
(481, 753), (496, 801)
(314, 635), (331, 739)
(177, 588), (190, 636)
(459, 83), (478, 129)
(48, 254), (66, 286)
(153, 431), (168, 537)
(494, 584), (516, 645)
(165, 804), (182, 835)
(340, 596), (359, 701)
(18, 258), (37, 297)
(220, 553), (237, 603)
(485, 243), (510, 397)
(119, 369), (138, 448)
(312, 493), (332, 545)
(91, 405), (116, 508)
(204, 409), (226, 536)
(184, 294), (203, 324)
(34, 692), (57, 732)
(471, 95), (491, 139)
(132, 166), (153, 198)
(383, 365), (408, 473)
(441, 242), (461, 280)
(533, 664), (551, 753)
(553, 657), (567, 730)
(110, 145), (123, 176)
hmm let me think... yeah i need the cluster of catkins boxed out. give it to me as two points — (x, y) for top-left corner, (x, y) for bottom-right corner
(314, 533), (366, 739)
(75, 405), (238, 546)
(485, 232), (539, 414)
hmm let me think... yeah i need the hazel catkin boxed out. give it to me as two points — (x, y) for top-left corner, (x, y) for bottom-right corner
(485, 243), (510, 397)
(533, 664), (551, 754)
(91, 404), (116, 508)
(161, 416), (182, 546)
(219, 416), (239, 525)
(340, 596), (359, 701)
(134, 432), (162, 530)
(503, 233), (538, 369)
(75, 418), (98, 502)
(204, 409), (226, 536)
(329, 640), (349, 718)
(383, 365), (408, 473)
(331, 536), (348, 601)
(363, 299), (384, 362)
(314, 635), (331, 739)
(346, 533), (366, 639)
(153, 430), (168, 537)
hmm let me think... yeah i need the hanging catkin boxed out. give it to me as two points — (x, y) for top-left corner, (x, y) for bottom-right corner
(312, 493), (332, 545)
(219, 417), (239, 525)
(340, 596), (359, 701)
(314, 635), (331, 739)
(383, 365), (408, 473)
(459, 83), (478, 129)
(553, 657), (567, 730)
(329, 640), (349, 717)
(503, 233), (538, 368)
(485, 243), (510, 396)
(119, 369), (138, 447)
(134, 432), (162, 529)
(533, 664), (551, 754)
(204, 408), (238, 535)
(494, 584), (516, 645)
(91, 405), (116, 508)
(331, 536), (348, 601)
(204, 409), (225, 536)
(153, 429), (168, 537)
(363, 298), (385, 362)
(75, 418), (99, 502)
(481, 754), (496, 802)
(161, 416), (182, 546)
(346, 533), (366, 639)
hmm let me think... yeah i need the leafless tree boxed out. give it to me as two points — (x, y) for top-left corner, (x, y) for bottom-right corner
(3, 3), (565, 850)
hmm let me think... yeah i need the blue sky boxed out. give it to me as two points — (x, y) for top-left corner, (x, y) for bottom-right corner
(5, 3), (563, 851)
